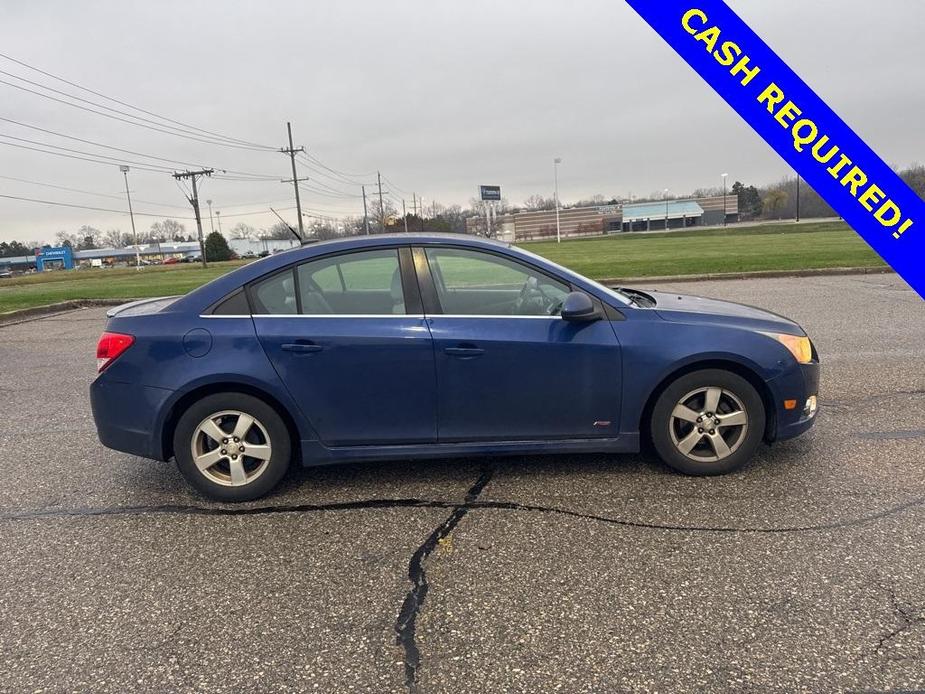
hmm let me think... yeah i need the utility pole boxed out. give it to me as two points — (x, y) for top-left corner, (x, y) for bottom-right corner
(721, 172), (728, 227)
(280, 122), (307, 240)
(795, 174), (801, 222)
(362, 185), (370, 235)
(402, 199), (408, 233)
(377, 171), (385, 233)
(554, 157), (562, 243)
(172, 168), (214, 268)
(119, 165), (140, 270)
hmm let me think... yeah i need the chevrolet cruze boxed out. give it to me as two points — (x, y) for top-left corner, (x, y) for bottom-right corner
(91, 233), (819, 501)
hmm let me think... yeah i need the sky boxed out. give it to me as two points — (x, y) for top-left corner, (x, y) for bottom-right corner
(0, 0), (922, 245)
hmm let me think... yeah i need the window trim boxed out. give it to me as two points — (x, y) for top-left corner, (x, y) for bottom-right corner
(243, 245), (420, 317)
(413, 244), (573, 318)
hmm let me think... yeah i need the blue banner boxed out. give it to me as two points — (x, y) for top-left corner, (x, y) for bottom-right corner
(624, 1), (924, 299)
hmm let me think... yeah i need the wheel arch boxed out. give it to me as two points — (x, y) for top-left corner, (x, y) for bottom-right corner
(159, 382), (303, 463)
(638, 358), (777, 445)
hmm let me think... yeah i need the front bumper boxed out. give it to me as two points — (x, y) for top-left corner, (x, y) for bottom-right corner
(90, 378), (174, 460)
(768, 360), (820, 442)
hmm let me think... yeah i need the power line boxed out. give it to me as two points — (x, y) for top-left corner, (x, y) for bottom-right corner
(0, 77), (271, 151)
(0, 116), (219, 170)
(0, 132), (182, 172)
(0, 51), (276, 149)
(0, 192), (194, 218)
(0, 138), (174, 172)
(0, 173), (188, 210)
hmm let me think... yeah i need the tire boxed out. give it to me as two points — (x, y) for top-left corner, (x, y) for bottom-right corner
(173, 392), (291, 501)
(650, 369), (765, 476)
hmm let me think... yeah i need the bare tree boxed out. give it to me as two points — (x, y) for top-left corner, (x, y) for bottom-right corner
(523, 194), (556, 211)
(230, 222), (256, 240)
(101, 228), (126, 248)
(264, 221), (295, 240)
(150, 219), (186, 242)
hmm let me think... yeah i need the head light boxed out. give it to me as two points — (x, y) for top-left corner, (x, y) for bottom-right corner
(762, 332), (813, 364)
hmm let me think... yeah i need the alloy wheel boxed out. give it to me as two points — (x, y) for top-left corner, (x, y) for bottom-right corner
(668, 386), (749, 463)
(190, 410), (273, 487)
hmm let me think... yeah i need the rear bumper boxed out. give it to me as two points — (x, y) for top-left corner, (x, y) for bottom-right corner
(90, 378), (174, 460)
(768, 360), (820, 442)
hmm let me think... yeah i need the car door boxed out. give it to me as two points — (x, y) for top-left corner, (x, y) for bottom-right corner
(416, 245), (623, 443)
(251, 246), (437, 446)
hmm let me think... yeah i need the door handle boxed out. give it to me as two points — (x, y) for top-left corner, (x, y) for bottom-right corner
(281, 342), (323, 354)
(444, 346), (484, 358)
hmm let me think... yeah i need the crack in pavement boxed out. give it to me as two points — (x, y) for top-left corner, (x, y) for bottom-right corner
(393, 469), (494, 693)
(875, 585), (925, 655)
(3, 484), (925, 692)
(1, 490), (924, 533)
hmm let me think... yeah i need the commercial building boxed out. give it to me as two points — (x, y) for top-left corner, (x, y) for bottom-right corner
(467, 195), (739, 241)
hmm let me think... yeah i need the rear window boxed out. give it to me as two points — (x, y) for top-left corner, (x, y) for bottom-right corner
(251, 270), (297, 315)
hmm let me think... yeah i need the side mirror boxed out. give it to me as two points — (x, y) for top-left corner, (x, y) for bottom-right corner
(560, 291), (601, 322)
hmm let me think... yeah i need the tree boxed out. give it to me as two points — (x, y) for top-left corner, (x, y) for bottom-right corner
(149, 219), (186, 242)
(900, 164), (925, 199)
(523, 194), (556, 211)
(102, 228), (125, 248)
(367, 199), (398, 232)
(204, 231), (234, 261)
(731, 181), (762, 220)
(265, 221), (295, 240)
(0, 240), (32, 258)
(762, 189), (788, 217)
(230, 222), (256, 240)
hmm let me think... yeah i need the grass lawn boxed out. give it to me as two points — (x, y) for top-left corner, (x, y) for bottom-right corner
(522, 220), (884, 279)
(0, 221), (883, 313)
(0, 261), (249, 314)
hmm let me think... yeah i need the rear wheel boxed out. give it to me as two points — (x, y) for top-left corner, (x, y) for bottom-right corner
(174, 393), (291, 501)
(650, 369), (765, 475)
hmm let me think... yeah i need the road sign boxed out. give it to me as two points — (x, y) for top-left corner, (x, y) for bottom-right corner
(479, 185), (502, 202)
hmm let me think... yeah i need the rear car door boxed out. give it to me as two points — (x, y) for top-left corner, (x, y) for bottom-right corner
(251, 246), (437, 446)
(416, 245), (623, 442)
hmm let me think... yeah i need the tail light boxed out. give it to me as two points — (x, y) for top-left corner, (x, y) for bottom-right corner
(96, 332), (135, 372)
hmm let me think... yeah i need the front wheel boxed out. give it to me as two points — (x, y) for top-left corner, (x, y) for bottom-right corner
(174, 393), (291, 501)
(650, 369), (765, 476)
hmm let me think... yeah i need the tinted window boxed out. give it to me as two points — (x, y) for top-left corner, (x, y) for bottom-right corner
(297, 249), (405, 315)
(251, 269), (297, 314)
(211, 289), (250, 315)
(425, 248), (569, 316)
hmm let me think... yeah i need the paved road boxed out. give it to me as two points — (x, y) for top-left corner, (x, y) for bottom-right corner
(0, 274), (923, 693)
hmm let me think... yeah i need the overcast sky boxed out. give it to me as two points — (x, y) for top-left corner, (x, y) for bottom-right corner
(0, 0), (922, 244)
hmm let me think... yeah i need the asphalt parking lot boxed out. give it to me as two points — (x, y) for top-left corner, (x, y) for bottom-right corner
(1, 273), (923, 693)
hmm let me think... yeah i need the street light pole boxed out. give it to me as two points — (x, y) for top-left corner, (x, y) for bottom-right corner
(119, 165), (140, 270)
(796, 174), (801, 222)
(664, 188), (670, 231)
(215, 210), (222, 235)
(554, 157), (562, 243)
(206, 199), (215, 235)
(721, 172), (728, 227)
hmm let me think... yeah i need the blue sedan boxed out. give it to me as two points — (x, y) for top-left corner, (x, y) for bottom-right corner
(91, 233), (819, 501)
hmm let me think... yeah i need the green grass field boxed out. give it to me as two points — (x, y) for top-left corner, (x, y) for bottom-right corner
(0, 221), (883, 314)
(522, 220), (883, 279)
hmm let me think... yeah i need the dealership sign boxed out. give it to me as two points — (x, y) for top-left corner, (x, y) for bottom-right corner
(624, 1), (925, 299)
(479, 185), (502, 202)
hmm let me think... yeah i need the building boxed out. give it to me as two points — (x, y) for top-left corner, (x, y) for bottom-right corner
(467, 195), (739, 241)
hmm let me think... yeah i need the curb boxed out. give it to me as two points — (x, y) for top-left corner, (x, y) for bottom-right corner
(601, 266), (893, 286)
(0, 299), (131, 327)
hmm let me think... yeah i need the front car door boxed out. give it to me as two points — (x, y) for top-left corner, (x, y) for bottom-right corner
(416, 245), (623, 443)
(251, 246), (437, 446)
